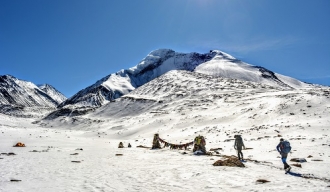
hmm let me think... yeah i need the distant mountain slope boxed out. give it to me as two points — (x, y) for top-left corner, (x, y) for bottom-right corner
(59, 49), (312, 109)
(91, 70), (284, 119)
(194, 51), (307, 89)
(38, 84), (67, 105)
(41, 70), (330, 135)
(0, 75), (67, 117)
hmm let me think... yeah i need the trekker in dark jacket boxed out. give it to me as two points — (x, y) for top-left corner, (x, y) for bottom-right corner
(234, 135), (245, 160)
(276, 138), (291, 171)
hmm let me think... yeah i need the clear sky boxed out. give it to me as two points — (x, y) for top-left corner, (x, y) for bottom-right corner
(1, 0), (330, 97)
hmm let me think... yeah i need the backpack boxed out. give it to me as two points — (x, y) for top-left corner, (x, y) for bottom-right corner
(194, 136), (205, 145)
(195, 137), (201, 145)
(281, 140), (291, 153)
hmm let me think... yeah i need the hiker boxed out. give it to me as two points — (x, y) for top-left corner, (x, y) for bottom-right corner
(234, 135), (245, 160)
(276, 138), (291, 171)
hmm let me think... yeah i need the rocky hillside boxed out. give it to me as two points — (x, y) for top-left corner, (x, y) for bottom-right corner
(0, 75), (66, 117)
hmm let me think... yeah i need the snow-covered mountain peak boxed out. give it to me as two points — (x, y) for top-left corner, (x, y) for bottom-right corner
(127, 49), (175, 75)
(59, 49), (314, 109)
(209, 50), (237, 60)
(148, 48), (175, 57)
(0, 75), (67, 117)
(38, 84), (67, 104)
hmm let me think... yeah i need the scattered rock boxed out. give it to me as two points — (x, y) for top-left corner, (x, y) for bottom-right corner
(307, 155), (313, 158)
(256, 179), (270, 184)
(210, 148), (222, 151)
(10, 179), (21, 182)
(70, 153), (79, 155)
(75, 148), (83, 151)
(292, 163), (302, 168)
(290, 158), (307, 163)
(213, 156), (245, 167)
(71, 161), (81, 163)
(205, 151), (213, 156)
(115, 154), (123, 156)
(311, 159), (323, 161)
(182, 152), (188, 155)
(136, 145), (150, 149)
(29, 149), (49, 153)
(128, 143), (132, 148)
(118, 142), (124, 148)
(224, 139), (235, 142)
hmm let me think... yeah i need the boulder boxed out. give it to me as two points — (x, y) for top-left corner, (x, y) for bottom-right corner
(213, 156), (245, 167)
(13, 142), (25, 147)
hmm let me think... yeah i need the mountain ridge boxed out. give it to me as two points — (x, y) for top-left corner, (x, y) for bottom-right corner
(59, 49), (312, 109)
(0, 75), (67, 117)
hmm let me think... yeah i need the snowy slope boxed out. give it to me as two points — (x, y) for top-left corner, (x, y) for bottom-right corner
(0, 75), (66, 117)
(1, 70), (329, 191)
(38, 84), (67, 105)
(194, 51), (308, 89)
(58, 49), (208, 108)
(59, 49), (312, 109)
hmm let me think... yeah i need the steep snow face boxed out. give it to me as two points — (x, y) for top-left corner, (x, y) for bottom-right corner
(60, 49), (211, 108)
(0, 75), (60, 107)
(194, 51), (311, 89)
(60, 49), (312, 109)
(0, 75), (66, 117)
(58, 73), (136, 108)
(38, 84), (67, 104)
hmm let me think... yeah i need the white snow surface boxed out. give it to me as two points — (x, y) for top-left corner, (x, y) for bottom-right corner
(101, 74), (135, 96)
(62, 49), (316, 108)
(1, 70), (330, 192)
(0, 75), (63, 108)
(38, 84), (67, 104)
(194, 55), (308, 89)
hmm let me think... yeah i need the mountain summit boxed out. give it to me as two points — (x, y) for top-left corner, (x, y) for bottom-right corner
(0, 75), (67, 117)
(59, 49), (311, 108)
(38, 84), (67, 105)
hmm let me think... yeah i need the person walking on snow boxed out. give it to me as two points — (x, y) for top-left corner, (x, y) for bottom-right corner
(234, 135), (245, 160)
(276, 138), (292, 172)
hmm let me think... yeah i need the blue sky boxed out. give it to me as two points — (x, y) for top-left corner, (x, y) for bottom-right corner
(1, 0), (330, 97)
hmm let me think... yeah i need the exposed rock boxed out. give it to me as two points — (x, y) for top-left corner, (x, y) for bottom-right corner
(118, 142), (124, 148)
(290, 158), (307, 163)
(13, 142), (25, 147)
(256, 179), (270, 184)
(71, 161), (81, 163)
(292, 163), (302, 168)
(213, 156), (245, 167)
(136, 145), (150, 149)
(10, 179), (22, 182)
